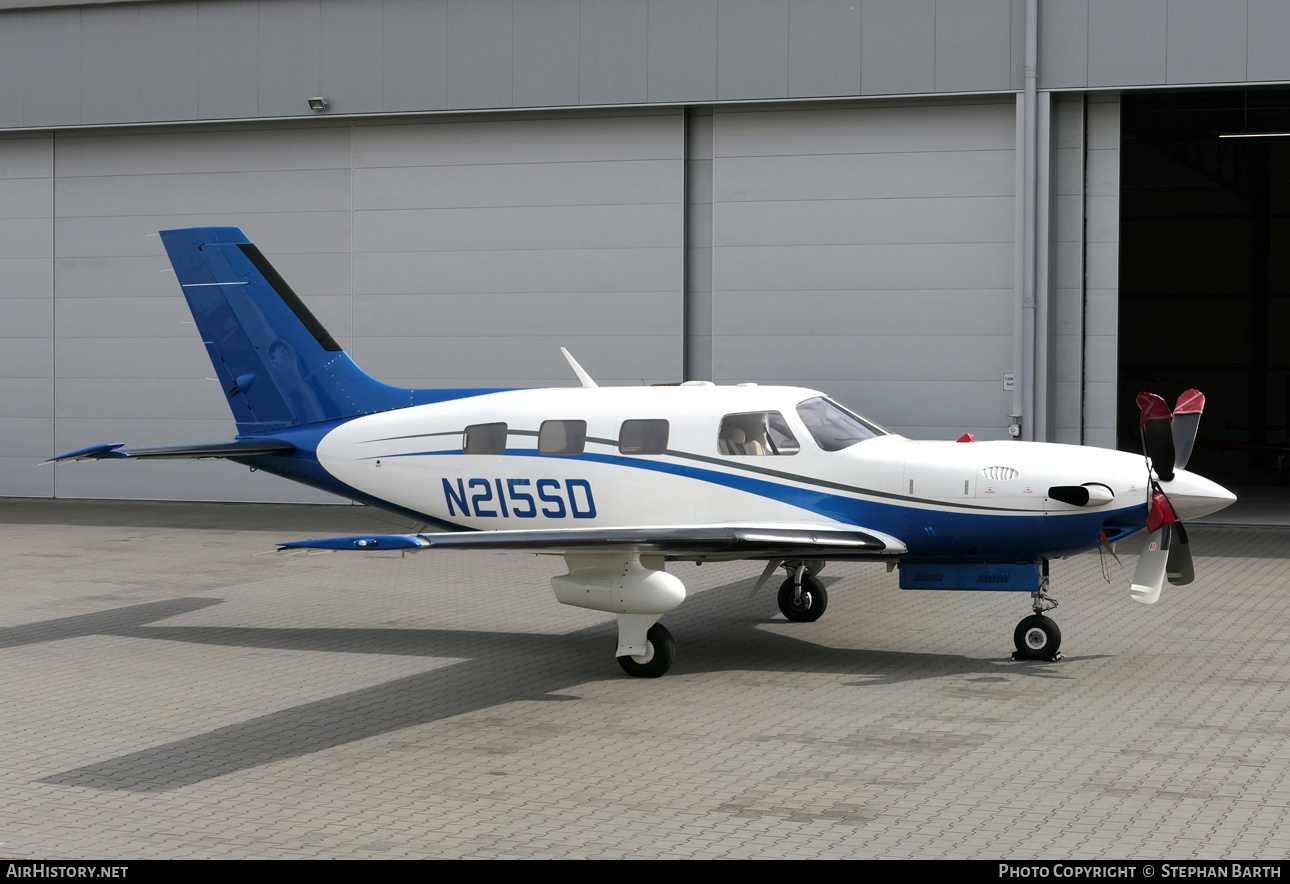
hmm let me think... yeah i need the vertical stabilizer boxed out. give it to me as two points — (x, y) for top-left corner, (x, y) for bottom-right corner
(160, 227), (497, 433)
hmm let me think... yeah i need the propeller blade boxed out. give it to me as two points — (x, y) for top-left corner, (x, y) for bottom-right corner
(1172, 389), (1205, 472)
(1137, 392), (1176, 482)
(1130, 527), (1170, 604)
(1167, 522), (1194, 586)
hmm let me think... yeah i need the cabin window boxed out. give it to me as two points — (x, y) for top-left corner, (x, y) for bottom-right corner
(718, 411), (799, 456)
(619, 419), (669, 455)
(795, 397), (885, 451)
(538, 420), (587, 455)
(463, 422), (507, 455)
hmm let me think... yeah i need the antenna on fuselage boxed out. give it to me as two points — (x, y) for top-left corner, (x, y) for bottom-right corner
(560, 347), (599, 388)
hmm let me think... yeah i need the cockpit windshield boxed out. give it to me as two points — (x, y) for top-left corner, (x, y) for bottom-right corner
(795, 397), (887, 451)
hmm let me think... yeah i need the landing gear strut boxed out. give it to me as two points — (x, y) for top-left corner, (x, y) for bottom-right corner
(777, 561), (828, 622)
(1012, 559), (1063, 661)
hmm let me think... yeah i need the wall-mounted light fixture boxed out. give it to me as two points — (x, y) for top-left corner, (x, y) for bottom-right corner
(1216, 91), (1290, 138)
(307, 97), (329, 112)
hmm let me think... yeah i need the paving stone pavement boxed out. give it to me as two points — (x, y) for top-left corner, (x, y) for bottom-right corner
(2, 498), (1289, 859)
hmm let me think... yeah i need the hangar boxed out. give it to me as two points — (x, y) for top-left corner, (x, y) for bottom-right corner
(1, 0), (1287, 506)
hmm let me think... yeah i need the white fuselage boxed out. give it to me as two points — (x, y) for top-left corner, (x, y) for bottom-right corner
(314, 385), (1233, 557)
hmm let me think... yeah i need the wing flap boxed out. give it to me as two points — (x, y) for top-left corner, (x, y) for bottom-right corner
(278, 525), (907, 557)
(47, 439), (294, 462)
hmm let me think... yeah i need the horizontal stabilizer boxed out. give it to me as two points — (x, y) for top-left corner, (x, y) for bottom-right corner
(279, 525), (907, 557)
(47, 438), (294, 463)
(45, 443), (128, 462)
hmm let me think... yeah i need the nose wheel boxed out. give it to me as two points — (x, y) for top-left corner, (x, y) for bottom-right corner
(1013, 614), (1062, 660)
(1012, 560), (1063, 661)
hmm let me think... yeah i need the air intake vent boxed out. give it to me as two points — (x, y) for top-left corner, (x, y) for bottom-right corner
(982, 466), (1019, 481)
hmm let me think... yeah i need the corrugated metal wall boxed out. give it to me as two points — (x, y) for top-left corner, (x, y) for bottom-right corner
(6, 0), (1290, 135)
(1041, 0), (1290, 90)
(0, 0), (1158, 502)
(1051, 94), (1087, 446)
(1048, 91), (1119, 451)
(0, 94), (1125, 499)
(1082, 94), (1121, 451)
(708, 98), (1018, 439)
(14, 109), (683, 502)
(0, 0), (1031, 130)
(347, 111), (683, 388)
(51, 123), (357, 502)
(0, 134), (53, 498)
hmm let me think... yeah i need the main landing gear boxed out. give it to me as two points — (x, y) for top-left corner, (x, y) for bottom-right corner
(550, 552), (686, 678)
(616, 622), (675, 678)
(1012, 560), (1063, 662)
(777, 560), (829, 622)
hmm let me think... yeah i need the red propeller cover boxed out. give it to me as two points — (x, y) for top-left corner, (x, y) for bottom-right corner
(1145, 491), (1178, 534)
(956, 433), (975, 443)
(1174, 389), (1205, 416)
(1137, 392), (1172, 426)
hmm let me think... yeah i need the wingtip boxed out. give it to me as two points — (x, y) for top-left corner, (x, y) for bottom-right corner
(277, 533), (431, 552)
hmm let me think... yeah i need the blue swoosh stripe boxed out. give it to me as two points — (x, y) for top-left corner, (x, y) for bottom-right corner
(371, 446), (870, 522)
(364, 447), (1141, 550)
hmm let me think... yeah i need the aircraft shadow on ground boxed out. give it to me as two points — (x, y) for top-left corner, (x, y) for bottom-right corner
(19, 578), (1080, 793)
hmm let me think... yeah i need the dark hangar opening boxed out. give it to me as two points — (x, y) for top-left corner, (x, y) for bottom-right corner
(1120, 89), (1290, 490)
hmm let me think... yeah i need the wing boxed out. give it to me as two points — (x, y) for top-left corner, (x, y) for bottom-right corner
(46, 439), (294, 462)
(278, 524), (907, 559)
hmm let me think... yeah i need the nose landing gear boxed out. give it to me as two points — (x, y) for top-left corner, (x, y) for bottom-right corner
(1012, 560), (1063, 661)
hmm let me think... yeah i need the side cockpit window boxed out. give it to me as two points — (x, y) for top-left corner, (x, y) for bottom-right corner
(795, 397), (885, 451)
(619, 419), (669, 455)
(539, 420), (587, 455)
(463, 422), (507, 454)
(718, 411), (799, 456)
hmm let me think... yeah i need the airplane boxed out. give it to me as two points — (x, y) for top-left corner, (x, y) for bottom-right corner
(49, 226), (1237, 678)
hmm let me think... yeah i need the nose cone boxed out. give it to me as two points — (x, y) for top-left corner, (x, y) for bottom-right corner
(1160, 470), (1237, 521)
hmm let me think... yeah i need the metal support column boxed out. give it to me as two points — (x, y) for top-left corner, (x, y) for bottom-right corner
(1014, 0), (1051, 441)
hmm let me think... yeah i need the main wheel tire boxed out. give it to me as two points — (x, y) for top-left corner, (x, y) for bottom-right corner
(617, 623), (676, 678)
(777, 575), (828, 622)
(1013, 614), (1062, 660)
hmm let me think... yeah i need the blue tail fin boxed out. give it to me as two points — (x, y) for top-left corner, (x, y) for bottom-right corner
(160, 227), (497, 434)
